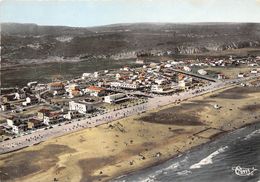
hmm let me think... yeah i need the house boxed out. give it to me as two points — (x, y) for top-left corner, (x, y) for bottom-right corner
(37, 108), (51, 120)
(183, 66), (191, 72)
(104, 93), (127, 104)
(217, 73), (225, 80)
(22, 96), (38, 106)
(178, 80), (192, 90)
(110, 82), (139, 90)
(14, 91), (26, 100)
(48, 82), (65, 91)
(84, 86), (105, 97)
(12, 123), (27, 134)
(35, 84), (47, 92)
(154, 78), (166, 85)
(82, 72), (92, 79)
(2, 94), (15, 103)
(69, 90), (83, 98)
(116, 73), (121, 80)
(238, 73), (245, 78)
(69, 100), (100, 114)
(53, 89), (66, 96)
(27, 81), (38, 88)
(65, 84), (80, 92)
(197, 69), (207, 75)
(94, 72), (99, 78)
(6, 117), (27, 134)
(63, 111), (83, 120)
(43, 112), (64, 125)
(0, 103), (11, 111)
(151, 84), (175, 94)
(251, 69), (258, 74)
(27, 118), (43, 129)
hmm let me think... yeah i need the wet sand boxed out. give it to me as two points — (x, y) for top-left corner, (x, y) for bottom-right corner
(0, 85), (259, 182)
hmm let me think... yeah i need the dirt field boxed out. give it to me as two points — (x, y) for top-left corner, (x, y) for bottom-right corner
(205, 66), (257, 79)
(0, 85), (260, 182)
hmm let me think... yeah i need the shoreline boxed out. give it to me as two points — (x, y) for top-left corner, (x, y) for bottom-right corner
(0, 82), (260, 182)
(110, 120), (260, 181)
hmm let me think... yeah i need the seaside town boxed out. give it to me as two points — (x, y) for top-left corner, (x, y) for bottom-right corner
(0, 55), (260, 154)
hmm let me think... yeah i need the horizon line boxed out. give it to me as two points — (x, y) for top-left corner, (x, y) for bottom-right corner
(1, 21), (260, 28)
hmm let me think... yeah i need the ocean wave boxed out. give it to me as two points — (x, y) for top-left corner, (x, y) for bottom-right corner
(243, 129), (260, 141)
(190, 146), (229, 169)
(177, 170), (192, 176)
(138, 156), (189, 182)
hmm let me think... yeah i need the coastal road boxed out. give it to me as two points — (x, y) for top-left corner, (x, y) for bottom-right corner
(0, 74), (259, 154)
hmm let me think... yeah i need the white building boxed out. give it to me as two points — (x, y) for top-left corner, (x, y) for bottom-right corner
(251, 69), (258, 74)
(104, 93), (126, 104)
(183, 66), (191, 72)
(197, 69), (207, 75)
(27, 81), (38, 88)
(82, 73), (92, 79)
(6, 117), (27, 134)
(154, 78), (166, 85)
(63, 111), (83, 120)
(238, 73), (245, 78)
(69, 100), (98, 114)
(110, 82), (139, 90)
(14, 91), (26, 100)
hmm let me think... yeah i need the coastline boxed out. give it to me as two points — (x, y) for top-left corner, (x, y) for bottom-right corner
(0, 84), (260, 182)
(111, 120), (260, 182)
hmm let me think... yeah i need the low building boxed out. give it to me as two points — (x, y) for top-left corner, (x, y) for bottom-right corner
(27, 118), (43, 129)
(183, 66), (192, 72)
(251, 69), (258, 74)
(69, 100), (99, 114)
(238, 73), (245, 78)
(0, 103), (11, 111)
(27, 81), (38, 88)
(2, 94), (15, 103)
(151, 84), (175, 94)
(6, 117), (27, 134)
(68, 90), (83, 98)
(63, 111), (83, 120)
(22, 96), (38, 106)
(217, 73), (225, 80)
(197, 69), (207, 75)
(43, 112), (64, 125)
(53, 89), (66, 96)
(84, 86), (105, 97)
(104, 93), (127, 104)
(37, 108), (51, 120)
(48, 82), (65, 91)
(110, 82), (139, 90)
(14, 91), (26, 100)
(178, 80), (192, 90)
(81, 72), (92, 79)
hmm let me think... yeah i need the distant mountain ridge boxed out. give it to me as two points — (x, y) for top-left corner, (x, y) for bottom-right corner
(1, 22), (260, 65)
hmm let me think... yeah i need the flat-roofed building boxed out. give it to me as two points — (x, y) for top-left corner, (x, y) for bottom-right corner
(48, 82), (65, 91)
(104, 93), (127, 104)
(69, 100), (100, 114)
(28, 118), (43, 129)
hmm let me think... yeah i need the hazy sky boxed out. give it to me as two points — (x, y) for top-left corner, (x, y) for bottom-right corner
(1, 0), (260, 27)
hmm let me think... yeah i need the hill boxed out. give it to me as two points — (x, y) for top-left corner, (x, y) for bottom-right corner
(1, 22), (260, 66)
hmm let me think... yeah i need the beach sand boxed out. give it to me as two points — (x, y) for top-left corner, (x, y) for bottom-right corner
(0, 84), (260, 182)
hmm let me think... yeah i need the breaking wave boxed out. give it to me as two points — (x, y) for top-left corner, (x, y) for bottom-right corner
(243, 129), (260, 141)
(190, 146), (229, 169)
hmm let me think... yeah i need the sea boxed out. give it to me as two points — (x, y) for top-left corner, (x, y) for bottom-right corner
(113, 122), (260, 182)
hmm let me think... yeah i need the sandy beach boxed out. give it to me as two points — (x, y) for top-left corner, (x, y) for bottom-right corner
(0, 83), (260, 182)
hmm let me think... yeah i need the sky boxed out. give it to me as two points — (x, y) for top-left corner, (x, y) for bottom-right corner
(0, 0), (260, 27)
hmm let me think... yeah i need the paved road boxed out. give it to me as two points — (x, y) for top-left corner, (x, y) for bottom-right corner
(0, 75), (259, 154)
